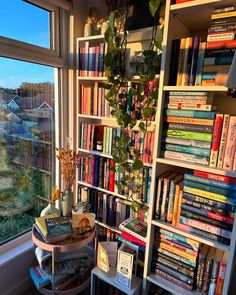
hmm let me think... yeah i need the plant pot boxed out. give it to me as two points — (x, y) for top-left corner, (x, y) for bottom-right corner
(40, 202), (60, 217)
(61, 189), (74, 217)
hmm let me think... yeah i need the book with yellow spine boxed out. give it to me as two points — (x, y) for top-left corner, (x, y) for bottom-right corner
(35, 213), (59, 236)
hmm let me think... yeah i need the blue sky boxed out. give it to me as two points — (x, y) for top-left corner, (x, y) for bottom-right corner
(0, 0), (54, 89)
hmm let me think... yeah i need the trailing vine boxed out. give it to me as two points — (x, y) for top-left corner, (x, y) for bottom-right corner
(103, 0), (163, 214)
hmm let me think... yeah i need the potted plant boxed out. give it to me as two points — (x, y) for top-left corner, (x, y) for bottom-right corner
(103, 0), (163, 217)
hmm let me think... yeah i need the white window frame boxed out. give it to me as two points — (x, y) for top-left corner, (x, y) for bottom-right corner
(0, 0), (69, 251)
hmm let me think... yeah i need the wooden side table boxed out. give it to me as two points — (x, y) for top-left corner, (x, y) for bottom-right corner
(32, 225), (95, 295)
(91, 266), (142, 295)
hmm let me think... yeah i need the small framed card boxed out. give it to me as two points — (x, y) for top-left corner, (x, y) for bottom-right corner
(97, 241), (118, 272)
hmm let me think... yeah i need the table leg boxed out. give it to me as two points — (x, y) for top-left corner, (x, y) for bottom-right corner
(91, 271), (96, 295)
(52, 247), (55, 295)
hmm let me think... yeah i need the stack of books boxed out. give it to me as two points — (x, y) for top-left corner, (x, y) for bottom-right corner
(80, 82), (112, 117)
(152, 228), (228, 294)
(78, 41), (106, 77)
(35, 215), (72, 244)
(80, 123), (155, 163)
(78, 156), (152, 202)
(202, 6), (236, 86)
(180, 170), (235, 246)
(162, 91), (216, 165)
(152, 228), (200, 291)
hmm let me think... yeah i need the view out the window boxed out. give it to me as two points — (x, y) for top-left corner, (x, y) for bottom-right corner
(0, 0), (50, 48)
(0, 57), (55, 244)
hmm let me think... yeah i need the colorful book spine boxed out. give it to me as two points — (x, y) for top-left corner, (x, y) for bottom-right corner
(165, 116), (214, 126)
(206, 40), (236, 49)
(184, 173), (236, 191)
(163, 137), (212, 149)
(165, 122), (214, 133)
(159, 241), (197, 262)
(217, 114), (230, 169)
(204, 55), (234, 65)
(157, 247), (196, 267)
(165, 129), (212, 142)
(182, 37), (193, 86)
(155, 269), (193, 290)
(211, 10), (236, 19)
(208, 260), (221, 295)
(164, 143), (210, 157)
(189, 36), (200, 86)
(156, 252), (195, 272)
(215, 253), (227, 295)
(176, 38), (186, 86)
(163, 150), (209, 165)
(209, 114), (224, 167)
(179, 216), (232, 239)
(165, 109), (216, 119)
(223, 116), (236, 170)
(166, 102), (215, 111)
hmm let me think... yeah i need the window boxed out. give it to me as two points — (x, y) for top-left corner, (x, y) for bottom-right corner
(0, 0), (50, 48)
(0, 0), (67, 245)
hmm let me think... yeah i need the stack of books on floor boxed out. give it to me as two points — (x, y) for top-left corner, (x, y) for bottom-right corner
(80, 82), (112, 117)
(152, 228), (228, 294)
(34, 215), (72, 244)
(202, 6), (236, 86)
(78, 41), (106, 77)
(162, 91), (216, 165)
(152, 228), (200, 291)
(29, 247), (93, 291)
(78, 156), (152, 202)
(155, 170), (235, 246)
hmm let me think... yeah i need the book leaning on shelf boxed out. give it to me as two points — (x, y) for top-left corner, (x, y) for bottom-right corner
(35, 215), (72, 243)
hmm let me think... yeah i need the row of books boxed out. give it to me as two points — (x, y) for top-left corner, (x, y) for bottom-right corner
(84, 188), (136, 227)
(78, 156), (152, 202)
(78, 41), (106, 77)
(162, 91), (215, 166)
(152, 228), (200, 291)
(80, 83), (112, 117)
(169, 6), (236, 86)
(155, 170), (235, 245)
(202, 6), (236, 86)
(80, 123), (155, 164)
(152, 228), (227, 294)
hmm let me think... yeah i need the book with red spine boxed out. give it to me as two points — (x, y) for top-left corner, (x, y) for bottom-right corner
(121, 231), (146, 247)
(108, 159), (115, 192)
(206, 39), (236, 49)
(215, 252), (228, 295)
(223, 116), (236, 170)
(194, 170), (236, 184)
(209, 114), (224, 168)
(176, 0), (194, 3)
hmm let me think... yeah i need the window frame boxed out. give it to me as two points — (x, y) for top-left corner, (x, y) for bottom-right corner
(0, 0), (69, 248)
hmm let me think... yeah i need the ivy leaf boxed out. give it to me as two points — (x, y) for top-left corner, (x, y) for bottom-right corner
(109, 11), (115, 33)
(143, 107), (155, 119)
(101, 83), (112, 90)
(123, 113), (132, 126)
(131, 201), (141, 213)
(104, 26), (113, 46)
(149, 0), (161, 17)
(154, 39), (162, 51)
(139, 121), (145, 132)
(104, 52), (113, 67)
(132, 159), (143, 170)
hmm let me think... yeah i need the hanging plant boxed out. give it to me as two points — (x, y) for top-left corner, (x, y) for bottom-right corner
(103, 0), (163, 214)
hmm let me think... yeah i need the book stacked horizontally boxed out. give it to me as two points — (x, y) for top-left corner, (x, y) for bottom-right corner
(152, 228), (200, 291)
(179, 170), (235, 246)
(162, 91), (216, 165)
(152, 229), (228, 294)
(35, 215), (72, 244)
(202, 6), (236, 86)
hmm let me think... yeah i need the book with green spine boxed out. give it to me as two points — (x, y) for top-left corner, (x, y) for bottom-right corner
(164, 129), (212, 142)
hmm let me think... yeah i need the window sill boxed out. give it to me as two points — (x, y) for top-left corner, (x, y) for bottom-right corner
(0, 231), (33, 267)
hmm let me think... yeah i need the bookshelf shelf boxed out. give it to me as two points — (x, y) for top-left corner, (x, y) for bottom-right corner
(170, 0), (235, 11)
(156, 157), (236, 178)
(163, 86), (228, 92)
(147, 273), (200, 295)
(95, 220), (121, 234)
(152, 220), (230, 252)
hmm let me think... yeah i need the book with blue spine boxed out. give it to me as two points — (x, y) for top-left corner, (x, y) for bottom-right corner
(183, 192), (236, 213)
(184, 179), (236, 198)
(165, 109), (216, 119)
(164, 143), (210, 157)
(184, 173), (236, 191)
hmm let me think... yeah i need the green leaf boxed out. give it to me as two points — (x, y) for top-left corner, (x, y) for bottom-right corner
(104, 52), (113, 67)
(132, 159), (143, 170)
(109, 11), (115, 32)
(149, 0), (161, 17)
(154, 39), (162, 51)
(139, 121), (145, 132)
(143, 107), (155, 119)
(101, 83), (112, 90)
(104, 26), (113, 45)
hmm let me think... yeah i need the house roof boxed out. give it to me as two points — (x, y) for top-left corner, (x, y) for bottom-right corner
(33, 101), (53, 112)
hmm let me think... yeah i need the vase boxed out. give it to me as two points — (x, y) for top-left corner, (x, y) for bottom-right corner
(61, 189), (73, 217)
(40, 202), (60, 217)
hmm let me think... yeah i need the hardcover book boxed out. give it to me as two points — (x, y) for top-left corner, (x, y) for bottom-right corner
(119, 217), (147, 242)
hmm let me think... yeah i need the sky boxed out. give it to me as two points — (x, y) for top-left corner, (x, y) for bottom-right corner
(0, 0), (54, 89)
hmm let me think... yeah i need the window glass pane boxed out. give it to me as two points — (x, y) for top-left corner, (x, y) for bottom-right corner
(0, 57), (55, 244)
(0, 0), (50, 48)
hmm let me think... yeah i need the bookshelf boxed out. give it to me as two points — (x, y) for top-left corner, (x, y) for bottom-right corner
(74, 1), (236, 294)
